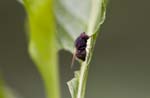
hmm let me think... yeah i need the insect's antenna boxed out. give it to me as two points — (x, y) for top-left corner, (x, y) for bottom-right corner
(70, 48), (76, 69)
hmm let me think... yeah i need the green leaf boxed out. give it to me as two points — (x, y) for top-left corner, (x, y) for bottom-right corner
(4, 86), (23, 98)
(67, 71), (80, 98)
(0, 75), (21, 98)
(21, 0), (107, 98)
(21, 0), (60, 98)
(55, 0), (107, 52)
(55, 0), (108, 98)
(0, 77), (5, 98)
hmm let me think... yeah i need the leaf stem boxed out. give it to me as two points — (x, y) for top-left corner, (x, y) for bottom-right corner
(76, 36), (95, 98)
(76, 0), (104, 98)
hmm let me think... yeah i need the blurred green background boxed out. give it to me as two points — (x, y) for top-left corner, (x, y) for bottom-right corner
(0, 0), (150, 98)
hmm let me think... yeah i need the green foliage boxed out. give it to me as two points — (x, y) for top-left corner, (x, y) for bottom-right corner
(21, 0), (107, 98)
(21, 0), (60, 98)
(55, 0), (107, 98)
(0, 77), (5, 98)
(0, 76), (19, 98)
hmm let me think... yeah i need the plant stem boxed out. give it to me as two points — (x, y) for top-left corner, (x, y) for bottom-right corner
(76, 36), (96, 98)
(76, 0), (103, 98)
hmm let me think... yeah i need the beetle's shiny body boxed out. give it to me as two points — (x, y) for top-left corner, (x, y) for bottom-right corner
(75, 32), (89, 61)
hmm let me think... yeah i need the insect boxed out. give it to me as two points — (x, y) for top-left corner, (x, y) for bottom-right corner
(71, 32), (90, 67)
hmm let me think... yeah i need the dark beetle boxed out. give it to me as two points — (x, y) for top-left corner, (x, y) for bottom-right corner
(75, 32), (89, 61)
(71, 32), (90, 67)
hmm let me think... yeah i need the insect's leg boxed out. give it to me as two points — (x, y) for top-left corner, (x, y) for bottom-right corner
(70, 48), (76, 69)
